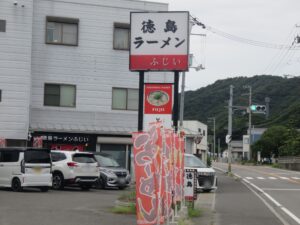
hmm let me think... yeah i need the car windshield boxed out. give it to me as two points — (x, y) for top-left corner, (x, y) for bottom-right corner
(184, 155), (207, 168)
(73, 154), (96, 163)
(95, 155), (120, 167)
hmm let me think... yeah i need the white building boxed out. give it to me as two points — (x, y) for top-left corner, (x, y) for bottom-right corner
(0, 0), (171, 169)
(182, 120), (208, 162)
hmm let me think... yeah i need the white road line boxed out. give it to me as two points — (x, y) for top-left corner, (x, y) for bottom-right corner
(243, 181), (290, 225)
(268, 177), (277, 180)
(282, 207), (300, 224)
(280, 177), (290, 180)
(292, 177), (300, 180)
(257, 177), (265, 180)
(262, 188), (300, 191)
(246, 177), (253, 180)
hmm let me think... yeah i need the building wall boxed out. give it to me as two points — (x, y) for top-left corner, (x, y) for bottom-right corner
(0, 0), (34, 140)
(183, 120), (208, 153)
(28, 0), (169, 135)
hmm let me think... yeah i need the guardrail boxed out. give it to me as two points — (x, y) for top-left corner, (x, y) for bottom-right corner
(278, 156), (300, 171)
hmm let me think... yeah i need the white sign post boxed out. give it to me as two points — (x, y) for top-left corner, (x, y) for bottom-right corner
(184, 169), (197, 208)
(130, 12), (190, 72)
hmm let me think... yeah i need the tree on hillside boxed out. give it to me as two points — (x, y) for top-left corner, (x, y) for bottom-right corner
(252, 126), (289, 158)
(279, 128), (300, 156)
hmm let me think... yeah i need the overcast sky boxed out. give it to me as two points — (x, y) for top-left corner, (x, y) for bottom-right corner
(149, 0), (300, 90)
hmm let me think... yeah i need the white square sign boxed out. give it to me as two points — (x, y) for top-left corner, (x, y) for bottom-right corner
(130, 11), (189, 71)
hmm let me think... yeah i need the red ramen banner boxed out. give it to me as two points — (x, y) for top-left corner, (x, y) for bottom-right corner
(132, 123), (185, 225)
(132, 122), (164, 225)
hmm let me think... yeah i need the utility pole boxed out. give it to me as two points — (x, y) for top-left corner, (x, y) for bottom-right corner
(218, 138), (220, 162)
(228, 85), (233, 173)
(179, 72), (186, 128)
(248, 86), (252, 160)
(265, 97), (270, 120)
(208, 117), (216, 160)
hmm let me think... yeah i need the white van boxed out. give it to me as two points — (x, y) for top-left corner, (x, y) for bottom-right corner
(0, 148), (52, 192)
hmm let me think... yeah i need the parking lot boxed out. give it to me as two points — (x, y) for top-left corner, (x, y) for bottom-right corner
(0, 187), (136, 225)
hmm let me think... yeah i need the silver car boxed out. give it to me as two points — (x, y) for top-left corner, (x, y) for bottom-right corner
(94, 153), (131, 190)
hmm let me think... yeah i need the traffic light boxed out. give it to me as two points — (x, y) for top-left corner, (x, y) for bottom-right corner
(250, 105), (266, 114)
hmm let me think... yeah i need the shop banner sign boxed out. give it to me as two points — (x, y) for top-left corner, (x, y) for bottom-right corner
(0, 138), (6, 147)
(33, 136), (43, 148)
(132, 122), (164, 225)
(130, 12), (189, 71)
(143, 83), (173, 130)
(184, 169), (197, 201)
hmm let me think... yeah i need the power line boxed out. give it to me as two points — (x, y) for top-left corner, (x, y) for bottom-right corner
(190, 15), (300, 50)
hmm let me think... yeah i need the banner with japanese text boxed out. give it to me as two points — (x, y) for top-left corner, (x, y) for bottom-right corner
(132, 122), (164, 225)
(130, 12), (190, 71)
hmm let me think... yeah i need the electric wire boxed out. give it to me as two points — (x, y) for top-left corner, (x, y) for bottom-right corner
(190, 15), (300, 50)
(263, 26), (297, 74)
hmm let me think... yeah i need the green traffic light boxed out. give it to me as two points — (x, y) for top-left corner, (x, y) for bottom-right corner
(250, 105), (256, 111)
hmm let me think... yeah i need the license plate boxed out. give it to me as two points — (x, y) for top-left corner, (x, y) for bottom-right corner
(34, 167), (42, 173)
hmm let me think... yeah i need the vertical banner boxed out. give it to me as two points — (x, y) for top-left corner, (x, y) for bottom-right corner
(0, 138), (6, 147)
(33, 136), (43, 148)
(143, 83), (173, 130)
(184, 169), (197, 201)
(132, 122), (164, 225)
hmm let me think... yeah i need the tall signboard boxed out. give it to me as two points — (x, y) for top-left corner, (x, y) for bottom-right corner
(130, 11), (190, 132)
(130, 12), (189, 71)
(143, 83), (173, 129)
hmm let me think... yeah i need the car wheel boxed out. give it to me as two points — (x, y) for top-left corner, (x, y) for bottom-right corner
(40, 187), (49, 192)
(11, 178), (22, 192)
(52, 172), (64, 190)
(118, 186), (126, 190)
(80, 185), (91, 191)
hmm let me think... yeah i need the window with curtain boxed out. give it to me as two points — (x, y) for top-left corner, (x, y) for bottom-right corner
(113, 23), (130, 50)
(112, 88), (138, 110)
(44, 84), (76, 107)
(46, 16), (79, 46)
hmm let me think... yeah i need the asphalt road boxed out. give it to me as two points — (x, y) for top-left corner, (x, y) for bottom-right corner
(0, 187), (135, 225)
(214, 162), (300, 225)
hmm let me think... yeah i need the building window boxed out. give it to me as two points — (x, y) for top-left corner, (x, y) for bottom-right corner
(46, 16), (79, 46)
(113, 23), (130, 50)
(112, 88), (138, 110)
(0, 90), (2, 102)
(0, 20), (6, 32)
(44, 84), (76, 107)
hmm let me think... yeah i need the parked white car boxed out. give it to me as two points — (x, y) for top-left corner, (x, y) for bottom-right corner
(0, 148), (52, 192)
(184, 153), (217, 192)
(51, 150), (99, 190)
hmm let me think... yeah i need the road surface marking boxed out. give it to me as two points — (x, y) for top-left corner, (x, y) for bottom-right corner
(262, 188), (300, 191)
(243, 181), (290, 225)
(282, 207), (300, 224)
(268, 177), (277, 180)
(292, 177), (300, 180)
(257, 177), (265, 180)
(279, 177), (290, 180)
(245, 177), (253, 180)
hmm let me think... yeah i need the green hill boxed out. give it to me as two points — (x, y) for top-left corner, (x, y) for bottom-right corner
(183, 75), (300, 145)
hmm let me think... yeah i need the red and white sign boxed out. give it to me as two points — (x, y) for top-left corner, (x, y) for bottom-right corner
(0, 138), (6, 147)
(33, 136), (43, 148)
(130, 12), (189, 71)
(144, 83), (173, 129)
